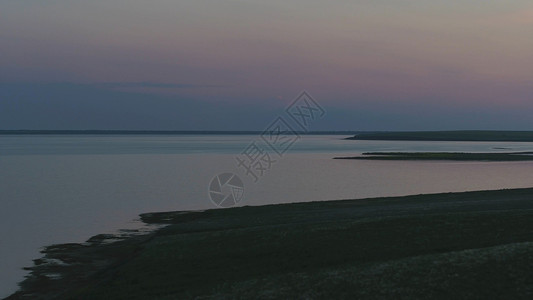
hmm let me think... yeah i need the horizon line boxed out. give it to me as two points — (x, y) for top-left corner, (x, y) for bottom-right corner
(2, 129), (533, 135)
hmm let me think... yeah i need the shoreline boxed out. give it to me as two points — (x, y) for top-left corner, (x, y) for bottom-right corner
(345, 130), (533, 142)
(335, 151), (533, 161)
(7, 187), (533, 299)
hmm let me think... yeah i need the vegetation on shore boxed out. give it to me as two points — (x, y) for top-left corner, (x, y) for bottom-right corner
(345, 130), (533, 141)
(335, 152), (533, 161)
(8, 188), (533, 299)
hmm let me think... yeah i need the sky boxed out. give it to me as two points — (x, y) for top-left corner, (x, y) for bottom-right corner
(1, 0), (532, 130)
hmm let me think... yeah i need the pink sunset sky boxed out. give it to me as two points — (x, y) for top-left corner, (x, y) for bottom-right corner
(1, 1), (532, 130)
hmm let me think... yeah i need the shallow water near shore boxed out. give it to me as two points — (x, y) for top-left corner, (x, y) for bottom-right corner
(2, 135), (533, 297)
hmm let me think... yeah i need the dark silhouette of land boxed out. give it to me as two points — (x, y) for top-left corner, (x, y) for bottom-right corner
(335, 152), (533, 161)
(346, 130), (533, 141)
(9, 188), (533, 299)
(0, 130), (358, 135)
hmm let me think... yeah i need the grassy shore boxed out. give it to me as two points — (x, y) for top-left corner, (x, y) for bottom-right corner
(345, 130), (533, 141)
(8, 188), (533, 299)
(335, 152), (533, 161)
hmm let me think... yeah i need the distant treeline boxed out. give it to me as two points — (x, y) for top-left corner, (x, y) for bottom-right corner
(0, 130), (360, 135)
(346, 131), (533, 142)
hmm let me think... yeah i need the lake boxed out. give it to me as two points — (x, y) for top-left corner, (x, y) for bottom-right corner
(1, 134), (533, 297)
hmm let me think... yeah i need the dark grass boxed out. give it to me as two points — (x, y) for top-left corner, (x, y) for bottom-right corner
(335, 152), (533, 161)
(8, 188), (533, 299)
(345, 130), (533, 141)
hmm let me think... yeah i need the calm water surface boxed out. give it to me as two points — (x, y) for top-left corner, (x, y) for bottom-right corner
(1, 135), (533, 297)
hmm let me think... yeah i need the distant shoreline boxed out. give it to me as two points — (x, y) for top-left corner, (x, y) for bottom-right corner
(346, 130), (533, 142)
(4, 130), (533, 142)
(0, 130), (359, 135)
(335, 152), (533, 161)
